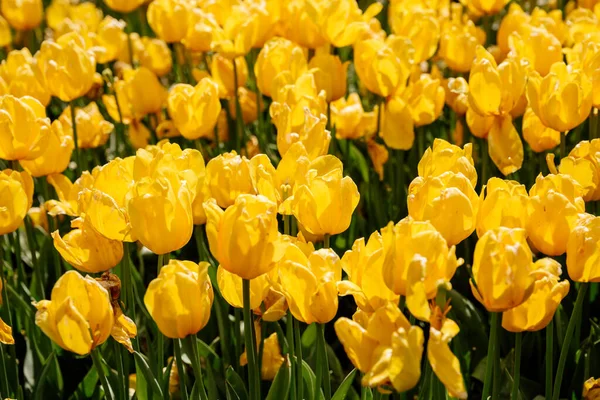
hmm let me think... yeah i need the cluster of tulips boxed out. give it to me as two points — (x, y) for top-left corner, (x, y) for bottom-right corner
(1, 0), (600, 399)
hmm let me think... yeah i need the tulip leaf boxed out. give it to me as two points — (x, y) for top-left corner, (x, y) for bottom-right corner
(349, 143), (370, 184)
(266, 358), (291, 400)
(225, 366), (248, 400)
(301, 360), (317, 400)
(161, 356), (174, 398)
(134, 351), (164, 398)
(302, 323), (317, 349)
(331, 368), (357, 400)
(205, 356), (219, 400)
(33, 351), (56, 400)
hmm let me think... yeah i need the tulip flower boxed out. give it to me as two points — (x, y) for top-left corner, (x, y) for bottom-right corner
(467, 0), (510, 15)
(334, 302), (424, 391)
(438, 4), (486, 73)
(380, 96), (415, 150)
(408, 171), (480, 246)
(272, 105), (330, 161)
(390, 8), (439, 63)
(0, 279), (14, 345)
(418, 139), (477, 187)
(522, 107), (561, 153)
(308, 50), (348, 102)
(144, 260), (214, 338)
(38, 32), (96, 102)
(566, 36), (600, 109)
(552, 155), (599, 202)
(0, 16), (10, 47)
(204, 151), (257, 209)
(204, 194), (289, 280)
(34, 270), (114, 355)
(90, 16), (127, 64)
(0, 169), (33, 236)
(211, 55), (248, 99)
(240, 332), (285, 381)
(471, 227), (536, 312)
(567, 214), (600, 282)
(227, 87), (262, 124)
(487, 115), (524, 176)
(381, 217), (461, 320)
(119, 34), (173, 77)
(528, 172), (585, 256)
(0, 95), (51, 161)
(147, 0), (191, 43)
(568, 139), (600, 201)
(444, 77), (469, 116)
(509, 25), (562, 77)
(59, 102), (114, 149)
(45, 172), (94, 217)
(477, 178), (529, 236)
(52, 215), (124, 274)
(527, 62), (593, 133)
(0, 48), (51, 106)
(20, 120), (74, 177)
(279, 0), (327, 48)
(104, 0), (145, 13)
(330, 93), (377, 140)
(123, 67), (167, 118)
(28, 207), (48, 233)
(1, 0), (42, 30)
(403, 73), (445, 127)
(217, 268), (269, 310)
(182, 8), (224, 52)
(367, 140), (389, 181)
(167, 78), (221, 140)
(290, 155), (360, 237)
(354, 35), (414, 97)
(339, 232), (399, 313)
(254, 37), (307, 98)
(502, 258), (570, 332)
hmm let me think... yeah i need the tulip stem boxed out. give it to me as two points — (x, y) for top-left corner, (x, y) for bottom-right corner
(560, 131), (567, 159)
(174, 339), (189, 400)
(323, 234), (330, 249)
(545, 319), (554, 399)
(91, 348), (114, 400)
(315, 323), (331, 400)
(242, 279), (260, 400)
(482, 312), (499, 400)
(294, 317), (304, 400)
(286, 313), (296, 400)
(185, 334), (209, 400)
(69, 102), (81, 175)
(552, 282), (589, 400)
(232, 58), (244, 153)
(24, 216), (44, 299)
(511, 332), (522, 400)
(0, 342), (10, 397)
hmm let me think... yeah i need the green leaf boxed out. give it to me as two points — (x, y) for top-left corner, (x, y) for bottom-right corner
(225, 366), (248, 400)
(331, 369), (357, 400)
(301, 360), (317, 400)
(349, 143), (370, 183)
(33, 352), (56, 400)
(302, 323), (317, 349)
(161, 357), (174, 399)
(205, 356), (219, 400)
(133, 351), (163, 398)
(266, 358), (292, 400)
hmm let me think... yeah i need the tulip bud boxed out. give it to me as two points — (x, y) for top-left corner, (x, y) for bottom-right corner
(240, 332), (285, 381)
(0, 95), (50, 161)
(471, 227), (536, 312)
(34, 270), (114, 355)
(144, 260), (214, 338)
(367, 139), (389, 181)
(205, 151), (257, 208)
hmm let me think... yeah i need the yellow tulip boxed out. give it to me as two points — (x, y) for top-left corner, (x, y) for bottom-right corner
(38, 32), (96, 102)
(0, 95), (50, 161)
(0, 279), (14, 345)
(471, 227), (535, 312)
(522, 107), (561, 153)
(0, 16), (11, 47)
(240, 332), (285, 381)
(204, 194), (289, 280)
(34, 270), (114, 355)
(569, 139), (600, 201)
(354, 35), (414, 97)
(334, 302), (424, 391)
(290, 155), (359, 236)
(567, 214), (600, 282)
(0, 49), (51, 106)
(553, 155), (599, 202)
(381, 217), (460, 321)
(306, 0), (382, 47)
(228, 87), (262, 124)
(438, 5), (486, 73)
(487, 115), (524, 176)
(418, 139), (477, 187)
(147, 0), (191, 43)
(28, 206), (49, 233)
(444, 77), (469, 116)
(308, 50), (348, 102)
(144, 260), (214, 338)
(466, 0), (509, 15)
(182, 8), (223, 52)
(91, 16), (127, 64)
(379, 96), (414, 150)
(477, 177), (529, 237)
(52, 215), (124, 274)
(167, 78), (221, 140)
(204, 151), (257, 208)
(119, 35), (173, 77)
(339, 231), (399, 313)
(466, 106), (494, 138)
(502, 258), (570, 332)
(403, 73), (445, 127)
(123, 67), (167, 117)
(280, 0), (327, 48)
(211, 55), (248, 98)
(367, 139), (389, 181)
(527, 62), (593, 133)
(1, 0), (42, 30)
(217, 267), (270, 310)
(330, 93), (377, 140)
(408, 171), (480, 246)
(390, 8), (440, 63)
(584, 377), (600, 400)
(254, 37), (307, 98)
(20, 120), (74, 177)
(509, 25), (563, 77)
(45, 172), (94, 217)
(567, 36), (600, 108)
(0, 169), (33, 236)
(59, 102), (114, 149)
(104, 0), (145, 13)
(528, 172), (585, 256)
(272, 105), (330, 161)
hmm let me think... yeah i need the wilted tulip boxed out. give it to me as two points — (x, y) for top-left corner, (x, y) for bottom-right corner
(59, 102), (114, 149)
(254, 37), (307, 98)
(1, 0), (42, 30)
(308, 51), (348, 102)
(144, 260), (213, 338)
(527, 62), (592, 133)
(204, 194), (289, 280)
(471, 227), (536, 312)
(408, 171), (480, 246)
(35, 270), (114, 355)
(418, 139), (477, 187)
(380, 96), (414, 150)
(330, 93), (377, 140)
(528, 173), (585, 256)
(52, 215), (124, 274)
(104, 0), (145, 13)
(167, 78), (221, 140)
(477, 178), (529, 236)
(20, 120), (74, 177)
(0, 169), (34, 236)
(38, 32), (96, 102)
(147, 0), (191, 43)
(502, 258), (570, 332)
(0, 95), (50, 161)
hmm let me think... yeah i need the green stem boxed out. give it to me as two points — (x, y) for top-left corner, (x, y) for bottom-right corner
(115, 342), (127, 400)
(174, 339), (189, 400)
(234, 308), (242, 372)
(511, 332), (522, 400)
(186, 334), (208, 400)
(317, 323), (331, 400)
(232, 58), (244, 153)
(323, 234), (330, 249)
(286, 313), (296, 400)
(156, 253), (168, 374)
(243, 279), (260, 400)
(482, 312), (499, 399)
(481, 139), (489, 185)
(91, 348), (114, 400)
(294, 318), (304, 400)
(69, 102), (81, 175)
(24, 216), (44, 299)
(560, 131), (566, 159)
(546, 319), (553, 399)
(122, 243), (139, 352)
(552, 283), (589, 400)
(0, 343), (10, 397)
(12, 230), (26, 289)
